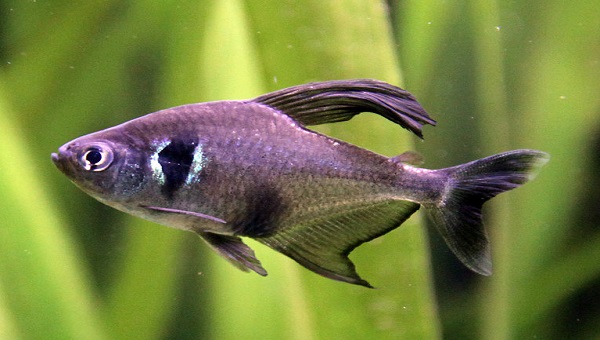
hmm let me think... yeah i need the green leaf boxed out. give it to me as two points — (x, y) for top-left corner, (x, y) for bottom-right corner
(397, 0), (600, 338)
(7, 1), (598, 339)
(0, 82), (107, 339)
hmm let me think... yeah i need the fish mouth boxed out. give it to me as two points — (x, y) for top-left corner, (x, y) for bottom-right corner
(51, 151), (66, 172)
(51, 144), (73, 172)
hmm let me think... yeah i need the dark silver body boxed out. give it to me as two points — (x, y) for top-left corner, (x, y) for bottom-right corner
(52, 80), (547, 287)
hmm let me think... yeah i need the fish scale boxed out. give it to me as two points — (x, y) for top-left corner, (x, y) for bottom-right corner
(52, 79), (548, 287)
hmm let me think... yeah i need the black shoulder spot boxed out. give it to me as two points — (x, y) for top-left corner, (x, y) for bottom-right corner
(158, 137), (199, 198)
(232, 184), (288, 238)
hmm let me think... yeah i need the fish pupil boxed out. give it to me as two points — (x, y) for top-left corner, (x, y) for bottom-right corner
(86, 149), (103, 164)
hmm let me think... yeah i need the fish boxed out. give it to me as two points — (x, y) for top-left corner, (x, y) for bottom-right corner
(51, 79), (549, 287)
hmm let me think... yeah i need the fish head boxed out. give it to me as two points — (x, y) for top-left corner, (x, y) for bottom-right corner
(51, 132), (147, 203)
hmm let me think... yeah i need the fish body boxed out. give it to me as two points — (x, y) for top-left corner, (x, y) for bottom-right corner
(52, 80), (548, 287)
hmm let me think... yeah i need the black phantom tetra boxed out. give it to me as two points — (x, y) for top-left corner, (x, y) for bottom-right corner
(52, 79), (548, 287)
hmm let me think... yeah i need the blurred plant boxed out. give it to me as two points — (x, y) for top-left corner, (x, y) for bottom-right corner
(0, 0), (598, 339)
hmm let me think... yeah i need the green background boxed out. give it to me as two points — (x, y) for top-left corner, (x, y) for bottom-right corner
(1, 1), (599, 339)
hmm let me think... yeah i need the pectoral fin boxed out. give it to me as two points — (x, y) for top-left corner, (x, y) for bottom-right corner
(197, 232), (267, 276)
(257, 200), (420, 287)
(142, 205), (267, 275)
(142, 205), (226, 224)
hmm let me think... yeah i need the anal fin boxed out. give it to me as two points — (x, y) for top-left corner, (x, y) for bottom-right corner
(257, 200), (420, 287)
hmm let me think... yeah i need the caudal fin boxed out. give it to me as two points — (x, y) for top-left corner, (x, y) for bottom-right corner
(425, 149), (549, 275)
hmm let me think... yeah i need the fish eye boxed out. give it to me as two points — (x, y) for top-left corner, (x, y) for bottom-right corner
(78, 144), (114, 171)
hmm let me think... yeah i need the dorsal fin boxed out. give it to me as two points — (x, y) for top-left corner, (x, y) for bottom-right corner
(252, 79), (436, 138)
(257, 200), (420, 287)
